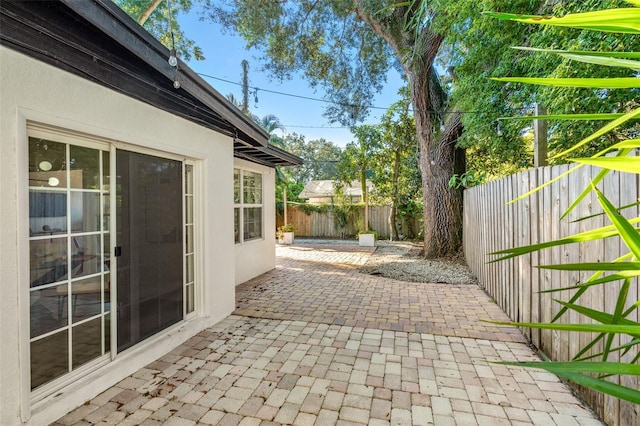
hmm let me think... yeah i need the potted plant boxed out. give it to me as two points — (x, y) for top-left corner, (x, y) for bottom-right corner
(358, 229), (377, 247)
(278, 224), (296, 245)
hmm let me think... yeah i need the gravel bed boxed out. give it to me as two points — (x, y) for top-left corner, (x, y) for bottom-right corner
(360, 241), (478, 285)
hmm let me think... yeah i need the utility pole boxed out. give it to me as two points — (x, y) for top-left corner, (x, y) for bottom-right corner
(241, 60), (249, 114)
(533, 103), (548, 167)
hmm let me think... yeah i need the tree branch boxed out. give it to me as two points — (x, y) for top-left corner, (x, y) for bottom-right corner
(352, 0), (407, 71)
(138, 0), (163, 25)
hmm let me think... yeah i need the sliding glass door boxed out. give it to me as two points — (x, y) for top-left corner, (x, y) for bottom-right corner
(115, 150), (183, 352)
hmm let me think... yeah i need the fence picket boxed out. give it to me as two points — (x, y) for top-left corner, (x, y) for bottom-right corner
(464, 163), (638, 426)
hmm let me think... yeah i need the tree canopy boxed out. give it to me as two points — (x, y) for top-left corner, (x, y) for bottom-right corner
(115, 0), (204, 61)
(205, 0), (466, 257)
(440, 0), (640, 176)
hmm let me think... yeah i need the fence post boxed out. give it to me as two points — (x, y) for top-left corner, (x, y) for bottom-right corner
(534, 103), (548, 167)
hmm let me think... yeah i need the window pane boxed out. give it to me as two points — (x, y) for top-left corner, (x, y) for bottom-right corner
(186, 195), (193, 223)
(70, 146), (100, 189)
(186, 254), (194, 283)
(31, 330), (68, 390)
(30, 237), (67, 287)
(31, 283), (68, 338)
(234, 208), (240, 243)
(243, 207), (262, 241)
(185, 164), (193, 194)
(72, 276), (102, 323)
(72, 318), (102, 369)
(29, 191), (67, 235)
(233, 168), (240, 203)
(29, 138), (67, 188)
(186, 284), (194, 314)
(102, 151), (110, 192)
(103, 194), (110, 231)
(70, 234), (102, 279)
(70, 192), (100, 233)
(186, 224), (193, 253)
(243, 171), (262, 204)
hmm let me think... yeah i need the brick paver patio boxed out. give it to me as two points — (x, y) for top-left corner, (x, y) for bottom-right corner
(56, 243), (603, 425)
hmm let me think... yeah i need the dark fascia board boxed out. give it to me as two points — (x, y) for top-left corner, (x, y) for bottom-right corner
(60, 0), (270, 148)
(234, 140), (303, 167)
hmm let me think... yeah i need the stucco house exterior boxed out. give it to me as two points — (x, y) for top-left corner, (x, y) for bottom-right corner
(0, 1), (301, 424)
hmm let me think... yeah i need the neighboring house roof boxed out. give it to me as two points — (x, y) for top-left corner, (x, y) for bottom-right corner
(299, 180), (373, 199)
(0, 0), (302, 168)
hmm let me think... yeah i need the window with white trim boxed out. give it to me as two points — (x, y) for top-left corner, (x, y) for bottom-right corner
(234, 168), (263, 243)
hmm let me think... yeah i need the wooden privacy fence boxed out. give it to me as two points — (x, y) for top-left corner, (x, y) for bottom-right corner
(464, 164), (639, 426)
(278, 204), (422, 239)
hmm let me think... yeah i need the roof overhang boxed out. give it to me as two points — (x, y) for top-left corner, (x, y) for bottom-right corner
(0, 0), (302, 167)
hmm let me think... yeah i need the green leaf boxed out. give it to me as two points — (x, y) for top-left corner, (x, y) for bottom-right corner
(495, 363), (640, 404)
(512, 46), (640, 59)
(554, 300), (640, 329)
(490, 221), (640, 262)
(560, 372), (640, 404)
(507, 164), (582, 205)
(492, 77), (640, 89)
(553, 107), (640, 159)
(499, 361), (640, 375)
(483, 10), (640, 34)
(596, 187), (640, 259)
(562, 148), (633, 220)
(572, 156), (640, 174)
(538, 262), (640, 271)
(499, 113), (627, 121)
(485, 321), (640, 335)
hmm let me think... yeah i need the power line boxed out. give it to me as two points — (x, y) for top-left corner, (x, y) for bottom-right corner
(196, 71), (494, 116)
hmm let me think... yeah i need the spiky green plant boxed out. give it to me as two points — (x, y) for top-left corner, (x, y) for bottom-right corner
(487, 1), (640, 405)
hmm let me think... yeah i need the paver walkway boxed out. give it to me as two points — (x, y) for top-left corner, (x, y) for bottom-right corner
(56, 243), (603, 425)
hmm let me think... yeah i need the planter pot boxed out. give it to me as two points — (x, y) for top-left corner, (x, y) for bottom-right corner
(282, 232), (295, 245)
(359, 233), (375, 247)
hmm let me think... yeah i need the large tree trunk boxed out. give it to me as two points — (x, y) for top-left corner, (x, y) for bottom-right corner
(408, 68), (463, 258)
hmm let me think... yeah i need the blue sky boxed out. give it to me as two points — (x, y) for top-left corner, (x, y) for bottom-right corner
(178, 9), (405, 147)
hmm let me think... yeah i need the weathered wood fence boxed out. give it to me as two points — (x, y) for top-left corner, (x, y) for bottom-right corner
(464, 164), (639, 426)
(277, 204), (422, 239)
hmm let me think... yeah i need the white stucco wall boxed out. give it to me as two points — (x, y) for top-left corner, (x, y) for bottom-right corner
(0, 46), (238, 425)
(234, 158), (277, 285)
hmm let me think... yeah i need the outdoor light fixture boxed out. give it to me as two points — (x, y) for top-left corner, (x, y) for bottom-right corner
(168, 48), (178, 67)
(48, 177), (60, 187)
(173, 79), (181, 89)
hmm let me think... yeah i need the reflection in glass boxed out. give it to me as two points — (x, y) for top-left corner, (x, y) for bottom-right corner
(70, 192), (100, 233)
(186, 254), (194, 283)
(233, 168), (240, 203)
(72, 277), (102, 323)
(234, 208), (240, 243)
(72, 318), (102, 368)
(104, 272), (111, 313)
(29, 191), (67, 235)
(31, 330), (68, 389)
(104, 314), (110, 353)
(185, 164), (193, 194)
(103, 234), (111, 271)
(103, 194), (110, 231)
(243, 171), (262, 204)
(29, 138), (67, 188)
(70, 234), (102, 279)
(30, 283), (68, 338)
(243, 207), (263, 241)
(70, 146), (100, 189)
(186, 284), (194, 314)
(186, 196), (193, 224)
(186, 224), (193, 254)
(102, 151), (110, 192)
(30, 237), (68, 287)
